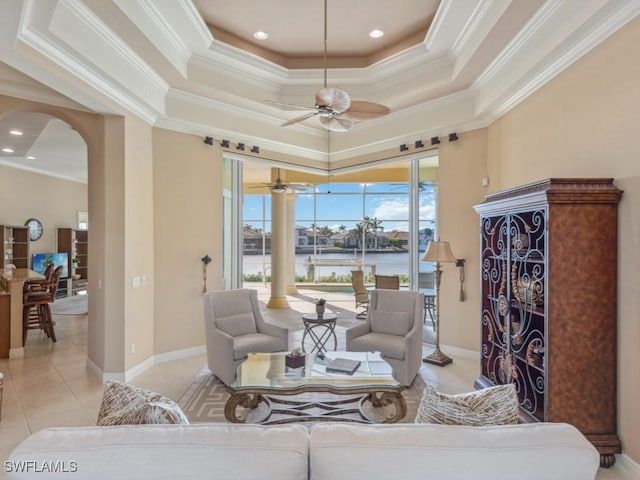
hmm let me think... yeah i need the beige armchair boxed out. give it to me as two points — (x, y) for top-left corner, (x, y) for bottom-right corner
(203, 289), (289, 385)
(346, 289), (424, 386)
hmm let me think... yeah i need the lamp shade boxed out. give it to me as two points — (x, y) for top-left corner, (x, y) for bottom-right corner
(421, 241), (456, 263)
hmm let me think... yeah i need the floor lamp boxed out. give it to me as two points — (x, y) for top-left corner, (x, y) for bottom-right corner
(422, 240), (456, 366)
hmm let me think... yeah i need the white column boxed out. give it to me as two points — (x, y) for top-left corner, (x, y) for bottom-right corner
(285, 193), (298, 295)
(267, 189), (289, 308)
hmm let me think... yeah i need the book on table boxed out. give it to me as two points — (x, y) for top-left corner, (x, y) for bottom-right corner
(325, 357), (362, 375)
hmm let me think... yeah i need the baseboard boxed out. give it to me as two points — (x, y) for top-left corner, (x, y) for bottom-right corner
(124, 356), (154, 382)
(153, 345), (206, 364)
(86, 357), (125, 383)
(618, 453), (640, 476)
(9, 347), (24, 358)
(84, 346), (205, 383)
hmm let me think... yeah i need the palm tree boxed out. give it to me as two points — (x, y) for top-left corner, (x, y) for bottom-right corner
(353, 222), (367, 250)
(318, 226), (333, 237)
(368, 217), (384, 250)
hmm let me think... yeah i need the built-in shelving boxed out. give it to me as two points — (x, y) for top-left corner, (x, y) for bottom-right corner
(1, 225), (29, 269)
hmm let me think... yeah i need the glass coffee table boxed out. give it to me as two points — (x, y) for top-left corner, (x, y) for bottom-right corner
(225, 351), (406, 424)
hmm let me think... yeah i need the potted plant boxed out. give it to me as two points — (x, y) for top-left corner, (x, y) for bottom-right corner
(71, 256), (81, 280)
(315, 298), (326, 318)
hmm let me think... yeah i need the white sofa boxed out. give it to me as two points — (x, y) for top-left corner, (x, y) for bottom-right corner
(6, 422), (600, 479)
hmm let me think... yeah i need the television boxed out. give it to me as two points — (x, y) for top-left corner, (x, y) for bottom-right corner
(32, 252), (69, 279)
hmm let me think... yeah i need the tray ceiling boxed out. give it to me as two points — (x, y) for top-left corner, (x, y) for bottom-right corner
(0, 0), (638, 180)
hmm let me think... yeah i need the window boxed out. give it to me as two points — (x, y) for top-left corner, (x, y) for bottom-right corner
(241, 156), (438, 286)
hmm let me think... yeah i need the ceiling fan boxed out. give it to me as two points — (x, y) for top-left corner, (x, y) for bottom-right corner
(265, 0), (390, 132)
(250, 168), (310, 193)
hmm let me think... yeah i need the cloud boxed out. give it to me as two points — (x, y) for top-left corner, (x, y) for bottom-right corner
(371, 198), (435, 220)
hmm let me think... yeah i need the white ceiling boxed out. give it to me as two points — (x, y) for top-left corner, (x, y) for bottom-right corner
(0, 0), (638, 182)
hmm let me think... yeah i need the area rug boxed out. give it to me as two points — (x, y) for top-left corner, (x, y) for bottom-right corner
(178, 366), (426, 424)
(50, 295), (88, 315)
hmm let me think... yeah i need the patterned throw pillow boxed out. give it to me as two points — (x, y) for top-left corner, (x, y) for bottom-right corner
(97, 381), (189, 426)
(415, 384), (518, 426)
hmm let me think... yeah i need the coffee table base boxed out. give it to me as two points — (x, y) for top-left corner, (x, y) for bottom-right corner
(225, 389), (407, 425)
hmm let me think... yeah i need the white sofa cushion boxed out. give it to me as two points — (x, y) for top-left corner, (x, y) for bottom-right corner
(309, 423), (599, 480)
(7, 424), (309, 480)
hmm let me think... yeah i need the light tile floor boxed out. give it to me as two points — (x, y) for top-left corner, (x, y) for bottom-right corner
(0, 285), (634, 479)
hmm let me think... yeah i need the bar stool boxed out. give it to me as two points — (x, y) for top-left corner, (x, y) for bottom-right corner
(22, 265), (62, 345)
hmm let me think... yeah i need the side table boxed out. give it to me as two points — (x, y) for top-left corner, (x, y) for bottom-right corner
(301, 313), (337, 354)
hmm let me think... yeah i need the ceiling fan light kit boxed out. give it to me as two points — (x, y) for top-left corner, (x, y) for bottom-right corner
(265, 0), (390, 132)
(249, 167), (310, 194)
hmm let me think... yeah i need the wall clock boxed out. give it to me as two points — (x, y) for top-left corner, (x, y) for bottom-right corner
(25, 218), (44, 241)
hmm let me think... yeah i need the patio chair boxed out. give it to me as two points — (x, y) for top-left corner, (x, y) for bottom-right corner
(350, 270), (369, 319)
(374, 274), (400, 290)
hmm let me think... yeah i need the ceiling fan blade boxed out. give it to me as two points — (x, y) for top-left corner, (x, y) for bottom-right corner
(342, 101), (391, 121)
(281, 111), (320, 127)
(316, 87), (350, 113)
(320, 115), (354, 132)
(265, 100), (317, 112)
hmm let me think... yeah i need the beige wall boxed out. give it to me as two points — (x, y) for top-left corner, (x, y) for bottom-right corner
(0, 164), (87, 251)
(152, 128), (222, 355)
(98, 115), (126, 374)
(486, 17), (640, 464)
(437, 129), (488, 352)
(123, 115), (155, 369)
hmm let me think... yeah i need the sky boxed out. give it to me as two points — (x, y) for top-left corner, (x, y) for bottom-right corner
(243, 182), (436, 233)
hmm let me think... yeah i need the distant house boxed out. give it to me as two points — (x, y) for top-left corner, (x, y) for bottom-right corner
(385, 230), (409, 249)
(294, 226), (309, 247)
(308, 231), (333, 247)
(331, 232), (351, 248)
(243, 228), (270, 254)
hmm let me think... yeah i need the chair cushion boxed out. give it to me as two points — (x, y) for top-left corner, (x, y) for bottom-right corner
(233, 333), (286, 360)
(349, 332), (405, 360)
(97, 381), (189, 426)
(415, 384), (519, 426)
(217, 312), (258, 337)
(370, 310), (411, 336)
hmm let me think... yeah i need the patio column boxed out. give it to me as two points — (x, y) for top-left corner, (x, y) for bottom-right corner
(267, 189), (289, 308)
(285, 193), (298, 295)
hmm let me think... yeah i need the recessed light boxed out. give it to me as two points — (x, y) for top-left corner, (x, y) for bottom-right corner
(9, 129), (23, 136)
(253, 31), (269, 40)
(2, 148), (14, 153)
(369, 29), (384, 39)
(27, 156), (36, 160)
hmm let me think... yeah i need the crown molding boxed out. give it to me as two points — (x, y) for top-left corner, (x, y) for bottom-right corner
(113, 0), (192, 78)
(474, 0), (640, 122)
(15, 0), (165, 122)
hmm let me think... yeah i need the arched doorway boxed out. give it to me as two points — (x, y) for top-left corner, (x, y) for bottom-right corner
(0, 101), (103, 365)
